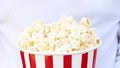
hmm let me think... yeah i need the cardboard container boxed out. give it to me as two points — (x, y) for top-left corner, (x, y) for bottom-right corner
(18, 44), (99, 68)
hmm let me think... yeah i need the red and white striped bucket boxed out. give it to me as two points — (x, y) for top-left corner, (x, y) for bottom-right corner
(18, 45), (99, 68)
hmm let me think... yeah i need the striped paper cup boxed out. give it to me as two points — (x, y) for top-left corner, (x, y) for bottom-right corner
(18, 44), (100, 68)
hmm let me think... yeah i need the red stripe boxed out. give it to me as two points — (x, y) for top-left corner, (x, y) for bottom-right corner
(20, 51), (26, 68)
(45, 55), (53, 68)
(92, 49), (97, 68)
(29, 54), (36, 68)
(64, 55), (72, 68)
(81, 52), (88, 68)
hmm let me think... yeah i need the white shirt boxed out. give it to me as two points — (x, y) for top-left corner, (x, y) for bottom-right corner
(0, 0), (120, 68)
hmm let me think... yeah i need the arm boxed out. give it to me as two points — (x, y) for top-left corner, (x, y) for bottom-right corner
(114, 21), (120, 68)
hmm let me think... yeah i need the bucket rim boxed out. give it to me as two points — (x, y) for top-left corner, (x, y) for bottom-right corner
(17, 42), (101, 55)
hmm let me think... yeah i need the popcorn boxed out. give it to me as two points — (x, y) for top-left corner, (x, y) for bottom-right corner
(18, 16), (101, 52)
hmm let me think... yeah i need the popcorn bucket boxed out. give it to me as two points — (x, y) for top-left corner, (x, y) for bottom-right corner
(18, 44), (99, 68)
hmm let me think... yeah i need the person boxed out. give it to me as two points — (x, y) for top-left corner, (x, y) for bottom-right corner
(0, 0), (120, 68)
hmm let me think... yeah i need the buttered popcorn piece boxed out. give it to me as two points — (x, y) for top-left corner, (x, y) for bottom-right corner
(18, 16), (101, 52)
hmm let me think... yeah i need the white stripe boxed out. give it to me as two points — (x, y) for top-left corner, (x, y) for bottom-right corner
(35, 55), (45, 68)
(87, 50), (94, 68)
(24, 53), (30, 68)
(53, 55), (63, 68)
(72, 54), (82, 68)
